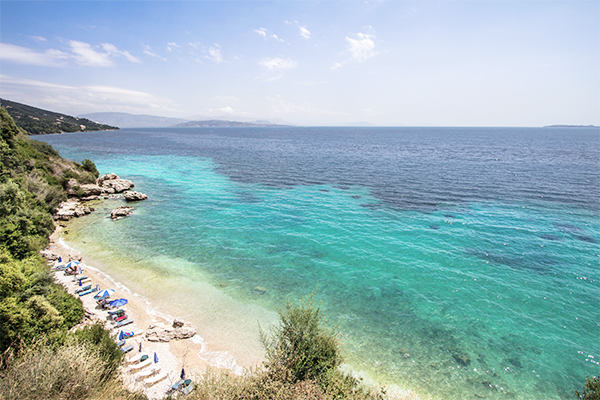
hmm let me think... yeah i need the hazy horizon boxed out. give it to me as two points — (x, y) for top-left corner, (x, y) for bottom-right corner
(1, 1), (598, 127)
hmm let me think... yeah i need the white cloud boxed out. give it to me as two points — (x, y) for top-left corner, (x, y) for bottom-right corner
(346, 32), (378, 62)
(0, 74), (176, 115)
(254, 28), (267, 37)
(31, 36), (47, 43)
(254, 27), (286, 43)
(331, 62), (342, 71)
(299, 27), (311, 39)
(207, 106), (235, 115)
(101, 43), (141, 63)
(0, 43), (66, 66)
(142, 44), (167, 61)
(259, 57), (297, 81)
(167, 42), (180, 52)
(205, 45), (223, 63)
(69, 40), (113, 66)
(260, 57), (296, 71)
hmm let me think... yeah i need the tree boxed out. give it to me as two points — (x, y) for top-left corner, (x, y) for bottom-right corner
(576, 375), (600, 400)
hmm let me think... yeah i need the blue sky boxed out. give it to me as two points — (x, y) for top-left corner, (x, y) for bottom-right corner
(1, 1), (598, 126)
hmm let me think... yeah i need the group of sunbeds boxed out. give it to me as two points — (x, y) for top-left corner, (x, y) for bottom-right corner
(53, 257), (193, 394)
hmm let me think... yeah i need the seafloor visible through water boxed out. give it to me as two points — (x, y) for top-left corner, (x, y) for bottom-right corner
(41, 127), (599, 400)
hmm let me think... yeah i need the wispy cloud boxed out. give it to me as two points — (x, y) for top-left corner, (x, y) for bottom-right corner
(30, 35), (47, 43)
(299, 27), (311, 39)
(142, 44), (167, 61)
(254, 27), (285, 43)
(0, 74), (176, 115)
(167, 42), (180, 52)
(0, 41), (141, 67)
(0, 43), (67, 66)
(259, 57), (297, 81)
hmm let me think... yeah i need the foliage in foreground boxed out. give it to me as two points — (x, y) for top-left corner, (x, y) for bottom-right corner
(576, 374), (600, 400)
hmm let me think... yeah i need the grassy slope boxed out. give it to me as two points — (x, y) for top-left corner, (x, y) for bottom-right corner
(0, 98), (119, 135)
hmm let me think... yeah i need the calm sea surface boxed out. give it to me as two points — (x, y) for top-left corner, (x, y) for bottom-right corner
(40, 127), (599, 400)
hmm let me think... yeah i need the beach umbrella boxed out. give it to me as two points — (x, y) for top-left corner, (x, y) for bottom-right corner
(94, 289), (115, 300)
(65, 261), (79, 269)
(181, 368), (185, 379)
(139, 342), (142, 352)
(109, 298), (128, 308)
(119, 330), (125, 341)
(154, 352), (158, 363)
(58, 256), (62, 262)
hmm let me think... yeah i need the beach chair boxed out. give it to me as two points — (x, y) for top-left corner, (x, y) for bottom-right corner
(180, 380), (194, 395)
(144, 371), (167, 386)
(78, 288), (95, 296)
(116, 340), (126, 347)
(75, 276), (88, 282)
(75, 285), (92, 294)
(137, 365), (161, 380)
(115, 314), (128, 323)
(127, 353), (148, 364)
(129, 358), (153, 371)
(115, 318), (134, 327)
(121, 345), (134, 353)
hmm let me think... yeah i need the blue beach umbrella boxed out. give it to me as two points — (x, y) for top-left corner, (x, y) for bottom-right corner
(119, 330), (125, 341)
(94, 289), (115, 300)
(154, 352), (158, 363)
(181, 368), (185, 379)
(109, 298), (128, 308)
(65, 261), (79, 269)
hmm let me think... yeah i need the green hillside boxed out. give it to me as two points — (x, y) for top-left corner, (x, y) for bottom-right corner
(0, 98), (118, 135)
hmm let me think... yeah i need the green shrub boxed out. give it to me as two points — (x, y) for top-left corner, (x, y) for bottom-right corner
(81, 158), (99, 178)
(260, 291), (343, 388)
(576, 374), (600, 399)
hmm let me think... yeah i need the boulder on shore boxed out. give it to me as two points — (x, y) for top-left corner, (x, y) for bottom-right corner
(111, 206), (134, 220)
(97, 173), (134, 193)
(145, 320), (196, 342)
(124, 191), (148, 201)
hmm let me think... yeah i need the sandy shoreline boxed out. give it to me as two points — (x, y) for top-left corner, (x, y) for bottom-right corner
(48, 225), (249, 399)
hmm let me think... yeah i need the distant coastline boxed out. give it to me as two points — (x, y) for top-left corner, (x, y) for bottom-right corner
(543, 124), (598, 128)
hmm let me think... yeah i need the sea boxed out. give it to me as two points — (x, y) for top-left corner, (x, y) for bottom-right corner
(39, 126), (599, 400)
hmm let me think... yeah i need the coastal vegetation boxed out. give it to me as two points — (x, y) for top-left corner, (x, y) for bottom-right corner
(0, 98), (118, 135)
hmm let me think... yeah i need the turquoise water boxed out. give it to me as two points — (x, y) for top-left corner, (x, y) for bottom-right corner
(41, 127), (599, 399)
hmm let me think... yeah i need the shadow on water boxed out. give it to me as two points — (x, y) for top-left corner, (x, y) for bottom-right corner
(465, 249), (555, 274)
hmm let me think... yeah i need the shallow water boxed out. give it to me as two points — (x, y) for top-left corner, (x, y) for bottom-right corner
(41, 127), (600, 399)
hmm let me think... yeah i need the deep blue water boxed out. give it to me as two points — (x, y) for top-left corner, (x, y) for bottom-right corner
(40, 126), (600, 399)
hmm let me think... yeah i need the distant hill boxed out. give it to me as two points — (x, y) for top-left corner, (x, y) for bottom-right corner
(543, 124), (598, 128)
(0, 99), (118, 135)
(79, 112), (189, 128)
(172, 119), (289, 128)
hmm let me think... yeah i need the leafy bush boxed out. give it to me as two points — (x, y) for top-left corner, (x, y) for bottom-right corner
(576, 375), (600, 399)
(81, 158), (99, 178)
(260, 291), (343, 387)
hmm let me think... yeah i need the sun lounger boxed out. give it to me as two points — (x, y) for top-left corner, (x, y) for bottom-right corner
(78, 288), (98, 296)
(115, 314), (128, 322)
(78, 278), (91, 285)
(121, 345), (134, 353)
(75, 276), (88, 281)
(129, 358), (153, 371)
(181, 381), (194, 395)
(127, 353), (148, 364)
(108, 309), (125, 316)
(75, 285), (92, 294)
(137, 365), (161, 380)
(144, 371), (167, 386)
(114, 318), (134, 327)
(116, 340), (126, 347)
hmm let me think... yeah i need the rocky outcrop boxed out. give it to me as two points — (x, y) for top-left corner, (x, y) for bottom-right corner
(124, 191), (148, 201)
(145, 320), (196, 342)
(98, 173), (134, 193)
(55, 200), (93, 221)
(111, 206), (134, 220)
